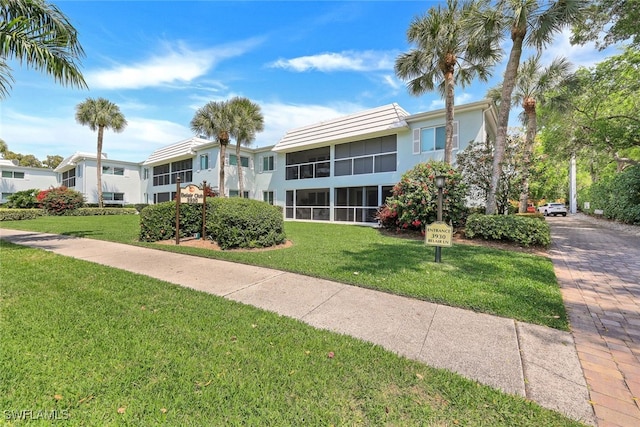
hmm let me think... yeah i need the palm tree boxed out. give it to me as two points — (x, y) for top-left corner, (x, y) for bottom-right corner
(0, 0), (87, 99)
(229, 97), (264, 198)
(190, 100), (234, 197)
(512, 55), (572, 212)
(481, 0), (585, 214)
(395, 0), (501, 164)
(75, 98), (127, 208)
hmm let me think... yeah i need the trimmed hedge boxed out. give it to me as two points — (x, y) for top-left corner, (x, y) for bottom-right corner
(139, 201), (212, 242)
(207, 198), (285, 250)
(62, 208), (138, 216)
(0, 209), (44, 221)
(465, 213), (551, 247)
(139, 198), (286, 250)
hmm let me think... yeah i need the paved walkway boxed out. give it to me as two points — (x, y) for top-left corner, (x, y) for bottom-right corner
(1, 227), (599, 425)
(547, 214), (640, 427)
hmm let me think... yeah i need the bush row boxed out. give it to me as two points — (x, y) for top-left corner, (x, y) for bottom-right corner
(0, 209), (44, 221)
(580, 165), (640, 224)
(465, 213), (551, 247)
(139, 198), (286, 250)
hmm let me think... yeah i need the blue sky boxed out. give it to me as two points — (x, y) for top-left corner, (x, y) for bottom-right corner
(1, 0), (616, 163)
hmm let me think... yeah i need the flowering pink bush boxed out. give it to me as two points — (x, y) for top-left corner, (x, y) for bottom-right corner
(38, 186), (85, 215)
(377, 160), (467, 231)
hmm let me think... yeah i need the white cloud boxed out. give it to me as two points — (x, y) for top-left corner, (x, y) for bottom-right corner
(269, 50), (396, 72)
(1, 109), (190, 162)
(256, 101), (365, 146)
(85, 39), (261, 90)
(427, 92), (475, 111)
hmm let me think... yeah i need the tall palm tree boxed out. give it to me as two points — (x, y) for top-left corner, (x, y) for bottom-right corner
(229, 97), (264, 198)
(481, 0), (585, 214)
(512, 55), (572, 212)
(190, 100), (234, 197)
(395, 0), (501, 164)
(75, 98), (127, 208)
(0, 0), (87, 99)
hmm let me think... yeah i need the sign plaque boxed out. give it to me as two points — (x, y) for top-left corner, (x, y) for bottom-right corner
(425, 221), (453, 247)
(180, 184), (204, 204)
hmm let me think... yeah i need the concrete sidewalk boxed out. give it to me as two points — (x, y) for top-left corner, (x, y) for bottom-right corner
(0, 228), (596, 425)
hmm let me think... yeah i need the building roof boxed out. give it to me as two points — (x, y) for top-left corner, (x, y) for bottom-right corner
(273, 103), (410, 153)
(55, 152), (105, 172)
(142, 137), (211, 166)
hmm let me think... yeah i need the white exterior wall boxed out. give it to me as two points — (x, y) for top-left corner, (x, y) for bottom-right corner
(0, 162), (58, 202)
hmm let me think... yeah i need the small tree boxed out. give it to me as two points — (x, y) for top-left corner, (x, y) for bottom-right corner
(37, 186), (84, 215)
(378, 160), (467, 231)
(5, 188), (39, 208)
(457, 135), (525, 214)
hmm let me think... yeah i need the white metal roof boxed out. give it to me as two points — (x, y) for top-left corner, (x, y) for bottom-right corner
(55, 152), (105, 172)
(142, 137), (211, 166)
(273, 103), (410, 153)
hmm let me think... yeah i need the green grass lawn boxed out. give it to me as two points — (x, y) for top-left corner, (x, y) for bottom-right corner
(0, 215), (567, 330)
(0, 241), (583, 426)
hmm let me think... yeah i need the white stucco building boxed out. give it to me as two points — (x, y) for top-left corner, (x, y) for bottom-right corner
(1, 100), (498, 223)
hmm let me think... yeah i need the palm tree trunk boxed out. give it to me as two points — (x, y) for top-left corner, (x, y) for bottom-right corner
(219, 142), (227, 197)
(444, 68), (455, 165)
(486, 32), (525, 214)
(236, 142), (244, 197)
(518, 105), (537, 213)
(96, 126), (104, 208)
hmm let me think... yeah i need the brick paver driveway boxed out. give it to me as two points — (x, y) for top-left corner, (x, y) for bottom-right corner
(547, 214), (640, 427)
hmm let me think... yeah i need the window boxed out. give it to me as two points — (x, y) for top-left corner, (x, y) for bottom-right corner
(143, 168), (149, 180)
(285, 147), (330, 180)
(152, 160), (193, 186)
(1, 192), (14, 200)
(171, 159), (192, 183)
(103, 192), (124, 201)
(229, 155), (249, 167)
(261, 155), (275, 172)
(61, 169), (76, 187)
(229, 190), (249, 198)
(334, 135), (397, 176)
(285, 188), (330, 220)
(334, 186), (379, 223)
(102, 166), (125, 175)
(413, 122), (459, 153)
(200, 154), (209, 170)
(154, 192), (176, 203)
(1, 171), (25, 179)
(263, 191), (274, 205)
(153, 164), (170, 186)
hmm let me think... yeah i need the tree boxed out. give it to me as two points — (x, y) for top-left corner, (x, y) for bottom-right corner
(42, 154), (63, 169)
(229, 97), (264, 198)
(571, 0), (640, 50)
(0, 0), (87, 99)
(0, 138), (7, 155)
(190, 100), (234, 197)
(539, 48), (640, 172)
(491, 55), (572, 212)
(457, 135), (526, 214)
(395, 0), (501, 164)
(481, 0), (585, 214)
(75, 98), (127, 208)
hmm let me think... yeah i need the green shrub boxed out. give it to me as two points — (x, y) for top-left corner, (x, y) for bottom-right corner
(5, 189), (40, 208)
(378, 161), (468, 232)
(587, 165), (640, 224)
(37, 187), (84, 215)
(0, 208), (44, 221)
(465, 213), (551, 247)
(63, 208), (138, 216)
(139, 201), (216, 242)
(207, 198), (286, 250)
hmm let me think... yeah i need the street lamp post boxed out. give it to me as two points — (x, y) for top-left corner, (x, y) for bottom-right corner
(434, 175), (445, 263)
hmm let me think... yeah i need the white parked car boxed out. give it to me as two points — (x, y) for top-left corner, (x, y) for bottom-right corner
(538, 203), (567, 217)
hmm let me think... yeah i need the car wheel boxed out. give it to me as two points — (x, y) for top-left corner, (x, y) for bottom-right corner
(543, 210), (548, 216)
(562, 213), (567, 217)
